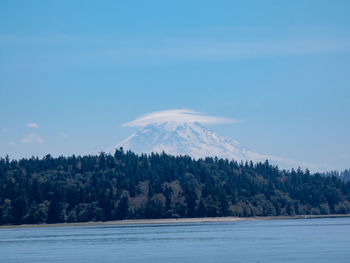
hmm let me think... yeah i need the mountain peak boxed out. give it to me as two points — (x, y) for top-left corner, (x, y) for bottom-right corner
(108, 110), (325, 172)
(111, 121), (258, 162)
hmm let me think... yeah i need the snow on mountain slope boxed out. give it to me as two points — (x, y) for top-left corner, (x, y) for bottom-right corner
(111, 121), (271, 164)
(108, 109), (322, 170)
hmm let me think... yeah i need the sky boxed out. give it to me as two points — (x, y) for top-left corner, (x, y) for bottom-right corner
(1, 0), (350, 171)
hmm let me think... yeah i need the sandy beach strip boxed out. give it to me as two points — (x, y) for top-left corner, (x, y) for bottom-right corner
(1, 214), (350, 229)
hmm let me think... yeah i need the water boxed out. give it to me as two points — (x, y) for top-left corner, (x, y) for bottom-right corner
(1, 218), (350, 263)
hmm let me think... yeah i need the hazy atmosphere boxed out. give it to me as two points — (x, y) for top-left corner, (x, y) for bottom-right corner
(1, 1), (350, 171)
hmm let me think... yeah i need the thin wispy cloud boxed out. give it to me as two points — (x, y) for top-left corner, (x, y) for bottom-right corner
(27, 123), (39, 128)
(123, 109), (236, 127)
(1, 32), (350, 66)
(59, 132), (69, 138)
(21, 133), (44, 144)
(89, 37), (350, 66)
(1, 128), (8, 132)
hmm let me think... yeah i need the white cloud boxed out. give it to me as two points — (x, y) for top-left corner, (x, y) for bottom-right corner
(59, 132), (69, 138)
(27, 123), (39, 128)
(123, 109), (236, 127)
(21, 133), (44, 144)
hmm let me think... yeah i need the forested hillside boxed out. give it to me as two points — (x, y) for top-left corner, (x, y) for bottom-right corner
(1, 149), (350, 225)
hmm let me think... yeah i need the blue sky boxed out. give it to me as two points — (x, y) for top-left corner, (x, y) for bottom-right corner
(1, 0), (350, 171)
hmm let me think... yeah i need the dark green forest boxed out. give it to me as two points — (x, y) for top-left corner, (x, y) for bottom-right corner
(1, 149), (350, 225)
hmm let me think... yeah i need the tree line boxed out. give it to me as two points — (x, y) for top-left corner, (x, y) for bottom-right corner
(322, 169), (350, 182)
(0, 149), (349, 225)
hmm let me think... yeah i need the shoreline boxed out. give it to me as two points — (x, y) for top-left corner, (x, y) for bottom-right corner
(1, 214), (350, 229)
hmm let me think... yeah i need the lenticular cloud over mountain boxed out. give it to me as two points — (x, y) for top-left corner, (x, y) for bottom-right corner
(111, 109), (319, 171)
(122, 109), (236, 127)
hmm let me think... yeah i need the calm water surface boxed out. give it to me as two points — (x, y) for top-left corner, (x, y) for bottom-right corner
(1, 218), (350, 263)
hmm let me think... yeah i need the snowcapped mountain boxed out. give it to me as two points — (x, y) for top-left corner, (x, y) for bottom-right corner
(111, 121), (271, 164)
(107, 109), (323, 171)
